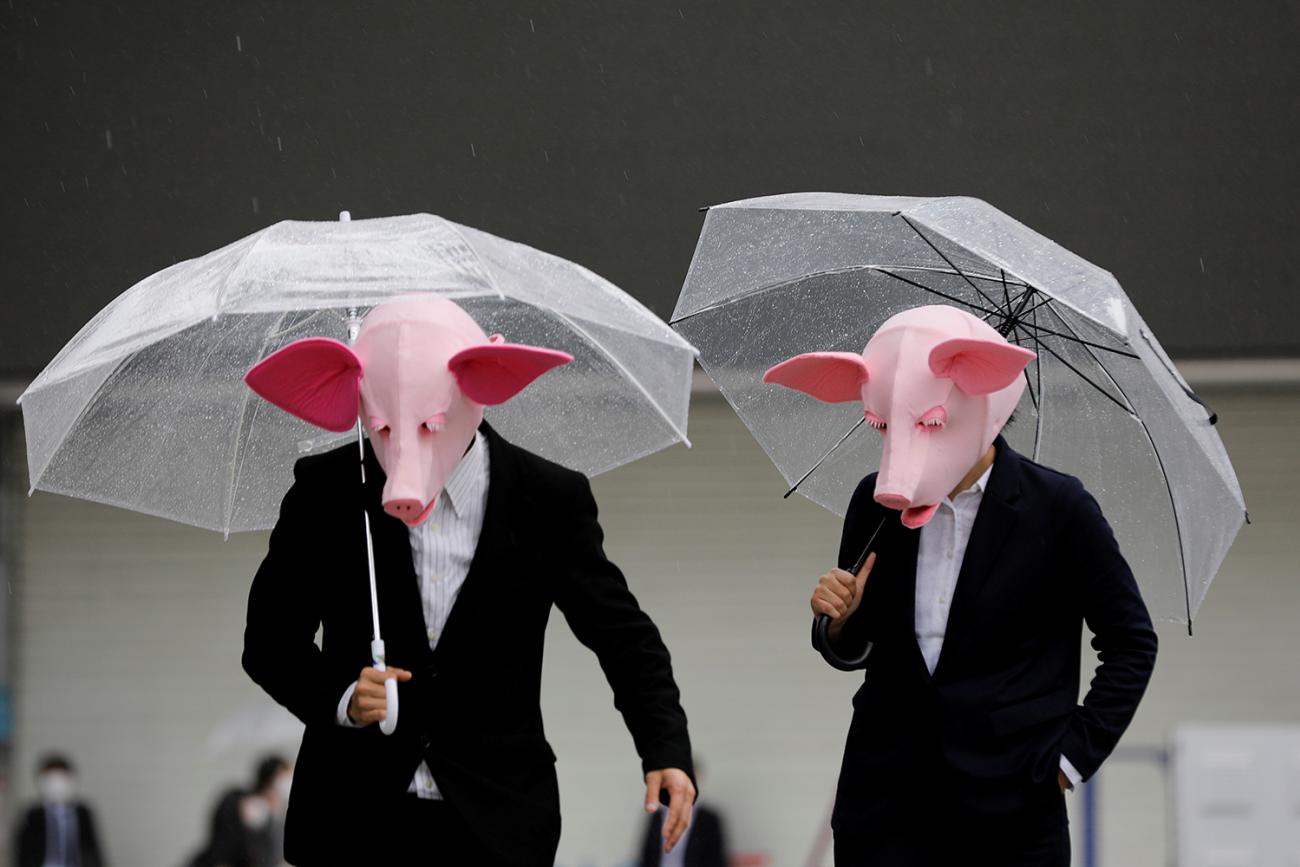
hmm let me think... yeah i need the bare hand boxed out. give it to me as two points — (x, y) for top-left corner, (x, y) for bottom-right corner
(810, 552), (876, 639)
(346, 665), (412, 726)
(1058, 769), (1072, 792)
(644, 768), (696, 854)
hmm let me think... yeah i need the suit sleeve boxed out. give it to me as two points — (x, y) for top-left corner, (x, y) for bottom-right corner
(551, 473), (695, 785)
(820, 475), (880, 665)
(242, 462), (355, 726)
(78, 805), (106, 867)
(1058, 478), (1158, 780)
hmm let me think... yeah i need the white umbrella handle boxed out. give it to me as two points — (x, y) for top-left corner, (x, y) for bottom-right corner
(372, 638), (399, 736)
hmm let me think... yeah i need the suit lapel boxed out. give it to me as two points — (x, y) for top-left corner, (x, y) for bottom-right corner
(933, 438), (1022, 677)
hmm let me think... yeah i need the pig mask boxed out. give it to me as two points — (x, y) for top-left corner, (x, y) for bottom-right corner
(245, 298), (573, 527)
(763, 305), (1035, 529)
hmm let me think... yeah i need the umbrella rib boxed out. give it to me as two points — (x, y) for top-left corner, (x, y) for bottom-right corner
(551, 310), (692, 447)
(783, 416), (867, 499)
(1012, 317), (1139, 358)
(875, 269), (1000, 318)
(224, 309), (296, 533)
(1043, 306), (1194, 630)
(896, 214), (1001, 310)
(1030, 304), (1045, 462)
(1035, 342), (1133, 414)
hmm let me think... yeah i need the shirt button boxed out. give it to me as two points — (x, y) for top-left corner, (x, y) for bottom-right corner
(430, 574), (441, 584)
(427, 628), (439, 641)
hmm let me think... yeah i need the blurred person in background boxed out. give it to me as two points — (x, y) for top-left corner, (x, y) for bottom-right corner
(637, 758), (727, 867)
(14, 753), (107, 867)
(185, 755), (291, 867)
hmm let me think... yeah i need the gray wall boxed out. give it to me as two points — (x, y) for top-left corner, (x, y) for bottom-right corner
(5, 387), (1299, 867)
(4, 0), (1299, 378)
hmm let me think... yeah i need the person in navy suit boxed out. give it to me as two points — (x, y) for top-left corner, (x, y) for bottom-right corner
(811, 435), (1158, 865)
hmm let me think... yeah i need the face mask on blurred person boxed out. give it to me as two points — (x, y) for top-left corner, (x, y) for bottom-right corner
(273, 771), (292, 807)
(239, 795), (272, 830)
(37, 772), (75, 804)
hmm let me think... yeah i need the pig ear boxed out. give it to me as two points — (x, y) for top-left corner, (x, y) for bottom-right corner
(244, 337), (364, 432)
(763, 352), (870, 403)
(448, 343), (574, 406)
(929, 338), (1036, 395)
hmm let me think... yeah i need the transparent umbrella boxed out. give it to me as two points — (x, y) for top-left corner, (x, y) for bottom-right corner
(20, 211), (697, 735)
(20, 212), (696, 534)
(672, 193), (1245, 626)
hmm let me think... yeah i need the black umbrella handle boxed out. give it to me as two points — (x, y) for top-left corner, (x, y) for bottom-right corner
(812, 614), (874, 671)
(811, 515), (887, 671)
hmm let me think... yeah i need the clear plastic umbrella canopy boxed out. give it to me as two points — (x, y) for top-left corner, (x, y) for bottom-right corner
(672, 193), (1245, 624)
(21, 213), (696, 534)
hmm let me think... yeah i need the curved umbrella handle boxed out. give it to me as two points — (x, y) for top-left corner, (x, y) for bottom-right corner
(812, 614), (874, 672)
(372, 639), (398, 736)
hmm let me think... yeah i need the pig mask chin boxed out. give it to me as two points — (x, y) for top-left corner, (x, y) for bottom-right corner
(243, 297), (573, 527)
(763, 305), (1036, 529)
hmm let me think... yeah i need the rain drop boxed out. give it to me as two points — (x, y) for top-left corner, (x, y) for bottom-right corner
(277, 136), (282, 152)
(251, 196), (260, 214)
(236, 35), (243, 52)
(105, 129), (112, 150)
(470, 142), (477, 157)
(529, 18), (535, 32)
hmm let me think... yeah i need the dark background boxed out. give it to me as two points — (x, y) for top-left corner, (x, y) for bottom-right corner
(3, 1), (1297, 378)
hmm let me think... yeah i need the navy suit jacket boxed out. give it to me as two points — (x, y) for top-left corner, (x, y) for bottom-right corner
(828, 437), (1157, 831)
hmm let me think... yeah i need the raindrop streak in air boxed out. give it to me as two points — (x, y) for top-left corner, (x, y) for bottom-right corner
(235, 35), (242, 53)
(105, 129), (112, 150)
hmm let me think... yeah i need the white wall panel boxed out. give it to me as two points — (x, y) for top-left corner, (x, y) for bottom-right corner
(6, 388), (1300, 867)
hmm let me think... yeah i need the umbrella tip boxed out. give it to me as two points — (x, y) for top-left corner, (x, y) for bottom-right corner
(339, 210), (351, 222)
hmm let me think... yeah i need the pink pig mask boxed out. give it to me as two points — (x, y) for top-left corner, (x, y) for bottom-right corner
(244, 298), (573, 527)
(763, 305), (1036, 529)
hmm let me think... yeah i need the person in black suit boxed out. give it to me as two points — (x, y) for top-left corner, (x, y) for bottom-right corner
(14, 754), (107, 867)
(185, 755), (291, 867)
(242, 423), (695, 866)
(811, 436), (1158, 866)
(637, 800), (727, 867)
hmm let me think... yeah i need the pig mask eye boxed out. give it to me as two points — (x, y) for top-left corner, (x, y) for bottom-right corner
(421, 413), (448, 434)
(916, 406), (948, 430)
(865, 410), (888, 433)
(368, 417), (391, 437)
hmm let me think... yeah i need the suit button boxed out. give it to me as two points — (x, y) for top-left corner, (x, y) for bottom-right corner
(419, 735), (431, 750)
(426, 663), (438, 679)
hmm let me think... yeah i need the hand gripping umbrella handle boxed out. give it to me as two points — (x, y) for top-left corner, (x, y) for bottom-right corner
(811, 516), (886, 671)
(372, 639), (399, 736)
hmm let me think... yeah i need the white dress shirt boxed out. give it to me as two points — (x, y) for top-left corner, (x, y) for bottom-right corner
(336, 431), (490, 799)
(914, 458), (1082, 789)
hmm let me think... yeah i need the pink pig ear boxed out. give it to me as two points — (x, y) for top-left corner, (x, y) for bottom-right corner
(244, 337), (364, 432)
(448, 343), (574, 406)
(929, 338), (1036, 395)
(763, 352), (870, 403)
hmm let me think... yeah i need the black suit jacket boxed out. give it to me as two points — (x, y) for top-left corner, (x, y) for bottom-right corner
(828, 438), (1157, 833)
(243, 424), (693, 866)
(637, 805), (727, 867)
(15, 803), (105, 867)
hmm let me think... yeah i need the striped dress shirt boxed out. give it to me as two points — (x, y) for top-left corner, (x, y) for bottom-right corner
(336, 430), (490, 799)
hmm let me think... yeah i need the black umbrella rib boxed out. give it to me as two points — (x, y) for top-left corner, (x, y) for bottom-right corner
(1029, 304), (1045, 461)
(784, 415), (867, 499)
(1035, 342), (1133, 414)
(896, 213), (1002, 311)
(874, 269), (1000, 318)
(1012, 318), (1140, 359)
(1043, 307), (1194, 631)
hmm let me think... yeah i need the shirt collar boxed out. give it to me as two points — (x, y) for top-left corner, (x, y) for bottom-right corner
(439, 431), (486, 519)
(944, 460), (994, 507)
